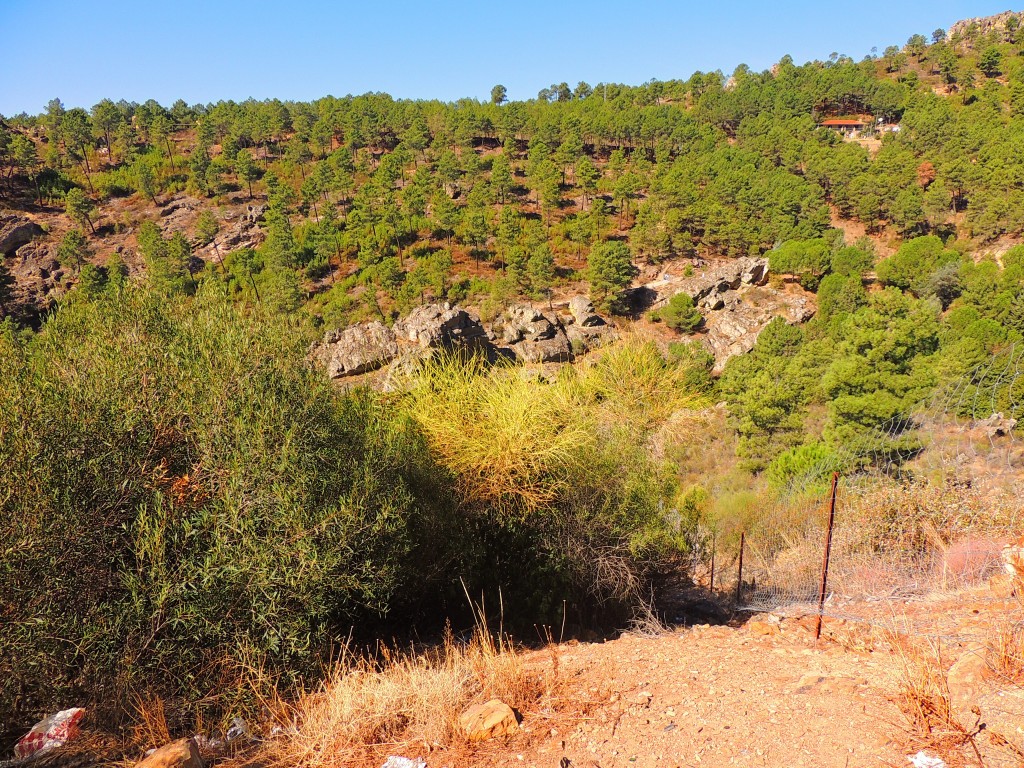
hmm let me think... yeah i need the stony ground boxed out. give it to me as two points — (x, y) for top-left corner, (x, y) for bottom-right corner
(487, 617), (900, 768)
(420, 590), (1024, 768)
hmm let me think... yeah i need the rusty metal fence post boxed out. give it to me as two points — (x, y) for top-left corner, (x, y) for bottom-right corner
(735, 531), (745, 604)
(814, 472), (841, 640)
(709, 531), (716, 593)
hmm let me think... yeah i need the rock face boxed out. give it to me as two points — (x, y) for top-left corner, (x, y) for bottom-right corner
(569, 295), (605, 328)
(315, 303), (495, 381)
(313, 298), (613, 380)
(637, 257), (769, 310)
(394, 303), (490, 352)
(703, 286), (815, 373)
(0, 212), (44, 256)
(948, 11), (1020, 43)
(200, 204), (266, 258)
(317, 321), (399, 378)
(459, 699), (519, 741)
(491, 305), (571, 363)
(631, 258), (813, 372)
(8, 241), (65, 312)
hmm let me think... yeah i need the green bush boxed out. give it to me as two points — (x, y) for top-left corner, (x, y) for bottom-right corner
(0, 285), (461, 723)
(653, 293), (703, 332)
(765, 442), (842, 492)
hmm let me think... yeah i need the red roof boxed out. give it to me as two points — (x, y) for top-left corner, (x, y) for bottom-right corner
(821, 119), (866, 126)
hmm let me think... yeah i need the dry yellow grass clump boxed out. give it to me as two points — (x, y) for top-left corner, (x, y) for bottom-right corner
(251, 621), (552, 768)
(402, 339), (705, 512)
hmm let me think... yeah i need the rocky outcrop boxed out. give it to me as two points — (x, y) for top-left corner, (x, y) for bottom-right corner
(635, 257), (769, 311)
(315, 303), (493, 380)
(978, 412), (1017, 438)
(563, 295), (616, 353)
(204, 206), (265, 256)
(490, 305), (571, 363)
(569, 295), (605, 327)
(316, 321), (399, 378)
(5, 240), (69, 321)
(633, 257), (810, 372)
(0, 212), (44, 256)
(948, 11), (1020, 43)
(394, 303), (490, 352)
(315, 298), (617, 381)
(703, 286), (814, 373)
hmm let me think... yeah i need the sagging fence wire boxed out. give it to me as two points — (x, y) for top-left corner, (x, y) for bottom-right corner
(698, 345), (1024, 630)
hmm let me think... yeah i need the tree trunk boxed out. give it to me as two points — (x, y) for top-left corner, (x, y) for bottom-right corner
(164, 137), (175, 171)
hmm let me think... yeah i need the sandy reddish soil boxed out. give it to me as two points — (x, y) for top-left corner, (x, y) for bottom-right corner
(421, 614), (903, 768)
(519, 621), (899, 768)
(420, 587), (1024, 768)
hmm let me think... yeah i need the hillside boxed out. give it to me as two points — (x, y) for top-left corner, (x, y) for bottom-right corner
(2, 8), (1024, 767)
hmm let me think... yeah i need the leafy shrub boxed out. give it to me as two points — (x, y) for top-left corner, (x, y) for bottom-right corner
(652, 293), (703, 332)
(402, 341), (706, 618)
(0, 285), (462, 723)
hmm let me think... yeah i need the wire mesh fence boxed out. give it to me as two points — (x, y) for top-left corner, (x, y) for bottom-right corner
(713, 345), (1024, 621)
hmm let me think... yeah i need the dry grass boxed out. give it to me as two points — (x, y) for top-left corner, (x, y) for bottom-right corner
(402, 340), (705, 513)
(887, 617), (1024, 768)
(248, 619), (553, 768)
(130, 695), (172, 751)
(991, 617), (1024, 685)
(889, 638), (987, 767)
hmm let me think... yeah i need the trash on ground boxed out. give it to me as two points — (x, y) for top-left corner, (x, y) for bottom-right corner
(14, 708), (86, 759)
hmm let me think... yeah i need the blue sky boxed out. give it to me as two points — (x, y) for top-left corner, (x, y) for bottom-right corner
(0, 0), (1015, 115)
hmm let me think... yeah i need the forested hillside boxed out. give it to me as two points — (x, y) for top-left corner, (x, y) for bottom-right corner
(4, 10), (1024, 741)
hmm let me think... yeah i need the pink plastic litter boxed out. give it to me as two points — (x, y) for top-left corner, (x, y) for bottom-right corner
(14, 708), (86, 759)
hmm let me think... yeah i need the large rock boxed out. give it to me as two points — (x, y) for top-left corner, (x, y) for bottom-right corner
(0, 212), (44, 256)
(317, 321), (399, 378)
(946, 645), (991, 703)
(568, 295), (605, 328)
(3, 240), (68, 322)
(459, 699), (519, 741)
(491, 305), (571, 363)
(394, 303), (490, 352)
(703, 286), (814, 373)
(135, 738), (204, 768)
(978, 412), (1017, 438)
(635, 257), (769, 311)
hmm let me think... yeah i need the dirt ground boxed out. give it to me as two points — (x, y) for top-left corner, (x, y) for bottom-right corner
(419, 589), (1024, 768)
(409, 613), (899, 768)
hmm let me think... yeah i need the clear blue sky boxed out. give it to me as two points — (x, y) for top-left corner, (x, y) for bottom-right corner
(0, 0), (1016, 115)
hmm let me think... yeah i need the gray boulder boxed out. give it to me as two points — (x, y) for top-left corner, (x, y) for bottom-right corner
(317, 321), (399, 378)
(491, 305), (571, 363)
(568, 295), (605, 328)
(394, 303), (491, 352)
(0, 213), (44, 256)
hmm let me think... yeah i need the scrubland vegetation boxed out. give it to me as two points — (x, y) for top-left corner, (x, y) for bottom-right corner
(0, 282), (710, 730)
(3, 10), (1024, 754)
